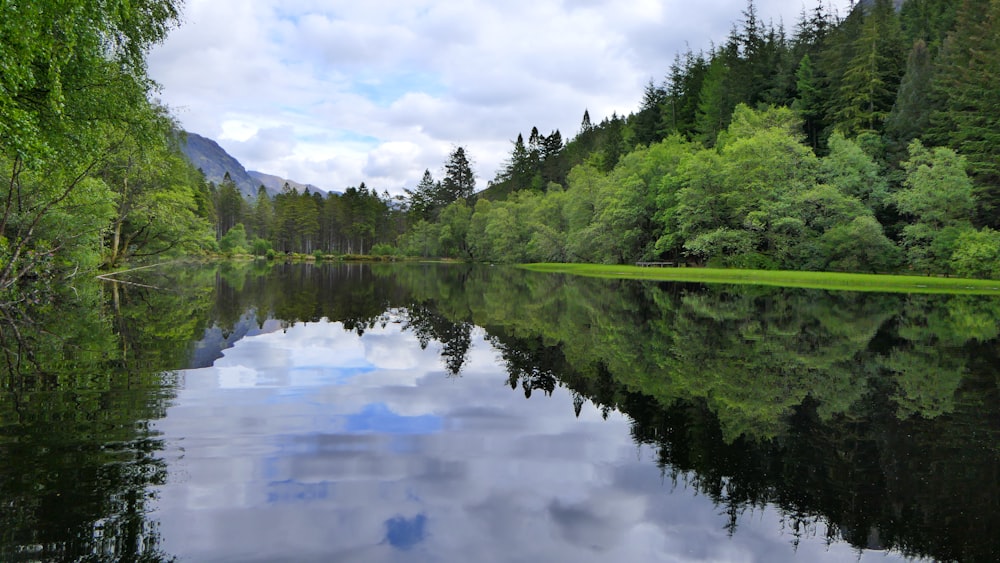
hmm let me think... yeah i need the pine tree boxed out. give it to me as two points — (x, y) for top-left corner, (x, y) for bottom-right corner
(634, 80), (667, 146)
(833, 0), (905, 134)
(441, 146), (476, 202)
(666, 49), (709, 138)
(899, 0), (958, 51)
(695, 56), (733, 146)
(405, 169), (438, 222)
(792, 54), (823, 150)
(885, 39), (934, 155)
(927, 0), (1000, 224)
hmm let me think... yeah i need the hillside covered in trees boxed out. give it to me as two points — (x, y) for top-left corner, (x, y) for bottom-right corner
(386, 0), (1000, 278)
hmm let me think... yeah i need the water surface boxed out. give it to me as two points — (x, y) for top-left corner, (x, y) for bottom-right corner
(1, 262), (997, 562)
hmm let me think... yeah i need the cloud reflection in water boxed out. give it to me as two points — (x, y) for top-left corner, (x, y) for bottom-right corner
(151, 319), (914, 563)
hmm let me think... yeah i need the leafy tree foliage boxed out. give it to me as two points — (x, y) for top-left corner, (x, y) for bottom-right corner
(0, 0), (219, 293)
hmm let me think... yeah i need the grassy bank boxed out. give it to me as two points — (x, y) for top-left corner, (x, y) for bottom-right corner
(520, 263), (1000, 295)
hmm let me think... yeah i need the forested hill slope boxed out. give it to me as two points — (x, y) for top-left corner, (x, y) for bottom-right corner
(395, 0), (1000, 280)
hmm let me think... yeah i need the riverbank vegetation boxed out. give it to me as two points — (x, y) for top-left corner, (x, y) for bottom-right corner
(0, 1), (222, 300)
(522, 263), (1000, 294)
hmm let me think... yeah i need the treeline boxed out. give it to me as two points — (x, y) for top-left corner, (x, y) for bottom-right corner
(210, 179), (400, 256)
(208, 146), (478, 257)
(393, 0), (1000, 277)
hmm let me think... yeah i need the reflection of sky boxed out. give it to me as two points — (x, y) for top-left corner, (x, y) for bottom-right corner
(152, 320), (919, 563)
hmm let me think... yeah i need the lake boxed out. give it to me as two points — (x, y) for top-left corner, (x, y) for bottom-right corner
(1, 262), (997, 562)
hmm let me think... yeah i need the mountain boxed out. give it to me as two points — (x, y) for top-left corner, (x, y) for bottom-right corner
(178, 131), (333, 199)
(248, 170), (331, 196)
(177, 132), (262, 198)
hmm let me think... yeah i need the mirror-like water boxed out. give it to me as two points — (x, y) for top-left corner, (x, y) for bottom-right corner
(1, 262), (997, 562)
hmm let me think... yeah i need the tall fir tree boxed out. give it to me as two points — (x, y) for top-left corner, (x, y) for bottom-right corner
(633, 80), (668, 146)
(833, 0), (905, 134)
(441, 146), (476, 202)
(885, 39), (934, 156)
(927, 0), (1000, 225)
(792, 53), (824, 150)
(695, 55), (733, 146)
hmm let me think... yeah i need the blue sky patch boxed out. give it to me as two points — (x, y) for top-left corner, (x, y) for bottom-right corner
(384, 513), (428, 550)
(345, 403), (442, 435)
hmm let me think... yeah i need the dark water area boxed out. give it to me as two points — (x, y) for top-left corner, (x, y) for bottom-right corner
(1, 262), (997, 562)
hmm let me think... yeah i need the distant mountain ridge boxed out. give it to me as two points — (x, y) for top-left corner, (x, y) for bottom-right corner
(248, 170), (330, 196)
(178, 131), (330, 199)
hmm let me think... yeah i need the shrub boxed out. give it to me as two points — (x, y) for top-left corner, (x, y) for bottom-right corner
(370, 243), (398, 257)
(251, 238), (272, 256)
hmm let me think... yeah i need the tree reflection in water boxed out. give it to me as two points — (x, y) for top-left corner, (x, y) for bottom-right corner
(1, 262), (996, 562)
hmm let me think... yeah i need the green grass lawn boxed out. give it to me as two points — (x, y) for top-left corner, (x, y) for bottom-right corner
(520, 263), (1000, 294)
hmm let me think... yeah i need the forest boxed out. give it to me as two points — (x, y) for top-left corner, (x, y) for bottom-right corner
(2, 0), (999, 303)
(394, 0), (1000, 278)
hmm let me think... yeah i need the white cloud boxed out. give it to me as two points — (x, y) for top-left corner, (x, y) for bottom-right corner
(148, 0), (853, 196)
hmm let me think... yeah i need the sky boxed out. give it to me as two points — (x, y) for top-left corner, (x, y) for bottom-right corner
(147, 0), (852, 196)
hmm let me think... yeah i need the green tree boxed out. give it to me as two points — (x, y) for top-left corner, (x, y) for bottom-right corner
(893, 141), (976, 273)
(634, 80), (668, 146)
(219, 223), (248, 255)
(927, 0), (1000, 223)
(212, 173), (246, 239)
(0, 0), (183, 291)
(695, 56), (734, 146)
(949, 228), (1000, 279)
(406, 169), (440, 222)
(833, 0), (905, 134)
(792, 54), (823, 149)
(438, 200), (472, 259)
(98, 122), (215, 268)
(441, 146), (476, 203)
(885, 39), (935, 155)
(819, 131), (888, 211)
(250, 185), (274, 241)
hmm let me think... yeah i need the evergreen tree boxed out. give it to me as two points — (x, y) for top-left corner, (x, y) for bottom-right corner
(885, 39), (934, 156)
(252, 185), (273, 239)
(634, 80), (668, 146)
(833, 0), (905, 134)
(498, 133), (534, 190)
(214, 172), (246, 239)
(792, 54), (824, 150)
(899, 0), (959, 51)
(695, 55), (733, 146)
(441, 146), (476, 202)
(815, 2), (865, 140)
(927, 0), (1000, 224)
(540, 130), (565, 185)
(665, 49), (709, 138)
(405, 169), (439, 222)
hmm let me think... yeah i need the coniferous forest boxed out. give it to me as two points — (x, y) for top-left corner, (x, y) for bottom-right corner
(3, 0), (1000, 302)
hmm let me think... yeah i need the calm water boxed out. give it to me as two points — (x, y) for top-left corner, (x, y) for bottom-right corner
(1, 262), (997, 562)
